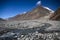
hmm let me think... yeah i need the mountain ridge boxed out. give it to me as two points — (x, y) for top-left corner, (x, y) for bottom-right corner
(8, 6), (53, 21)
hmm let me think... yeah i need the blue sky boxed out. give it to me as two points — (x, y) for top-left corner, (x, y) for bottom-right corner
(0, 0), (60, 19)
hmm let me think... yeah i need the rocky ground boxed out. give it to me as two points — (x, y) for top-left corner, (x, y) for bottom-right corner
(4, 19), (60, 31)
(0, 19), (60, 40)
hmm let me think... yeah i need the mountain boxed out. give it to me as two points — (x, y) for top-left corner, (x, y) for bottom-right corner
(49, 7), (60, 21)
(0, 18), (6, 22)
(8, 6), (53, 21)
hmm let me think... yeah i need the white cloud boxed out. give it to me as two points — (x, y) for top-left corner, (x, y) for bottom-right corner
(36, 1), (41, 5)
(23, 12), (26, 14)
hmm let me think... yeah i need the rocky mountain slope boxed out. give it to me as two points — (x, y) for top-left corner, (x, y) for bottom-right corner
(49, 7), (60, 21)
(8, 6), (53, 21)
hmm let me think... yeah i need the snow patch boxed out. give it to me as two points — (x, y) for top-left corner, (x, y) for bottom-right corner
(43, 7), (54, 13)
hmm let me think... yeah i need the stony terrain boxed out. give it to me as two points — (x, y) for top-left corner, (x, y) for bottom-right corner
(4, 19), (60, 31)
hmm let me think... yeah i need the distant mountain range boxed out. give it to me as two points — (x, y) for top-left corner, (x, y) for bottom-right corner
(0, 18), (6, 22)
